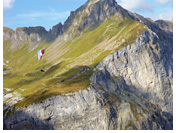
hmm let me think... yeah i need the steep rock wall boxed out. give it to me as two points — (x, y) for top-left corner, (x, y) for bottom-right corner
(3, 85), (172, 130)
(94, 30), (173, 114)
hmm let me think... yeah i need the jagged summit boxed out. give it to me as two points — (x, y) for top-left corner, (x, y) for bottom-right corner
(62, 0), (125, 33)
(87, 0), (117, 4)
(87, 0), (117, 6)
(49, 22), (63, 38)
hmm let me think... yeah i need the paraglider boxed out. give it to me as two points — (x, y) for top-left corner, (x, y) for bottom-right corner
(37, 49), (45, 72)
(37, 49), (45, 61)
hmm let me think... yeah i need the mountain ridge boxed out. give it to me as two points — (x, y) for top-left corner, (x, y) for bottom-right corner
(3, 0), (173, 43)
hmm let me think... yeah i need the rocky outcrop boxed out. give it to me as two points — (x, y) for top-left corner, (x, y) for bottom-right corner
(49, 22), (63, 38)
(155, 20), (173, 33)
(3, 26), (51, 50)
(126, 12), (173, 42)
(4, 26), (49, 41)
(22, 26), (49, 40)
(59, 67), (90, 83)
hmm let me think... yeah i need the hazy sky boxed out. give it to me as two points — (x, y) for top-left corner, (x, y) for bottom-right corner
(3, 0), (173, 31)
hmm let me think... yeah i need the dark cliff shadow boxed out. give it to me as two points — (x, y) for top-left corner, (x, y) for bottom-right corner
(3, 110), (54, 130)
(162, 111), (173, 129)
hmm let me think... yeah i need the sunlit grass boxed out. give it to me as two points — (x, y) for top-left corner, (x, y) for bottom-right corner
(3, 15), (147, 109)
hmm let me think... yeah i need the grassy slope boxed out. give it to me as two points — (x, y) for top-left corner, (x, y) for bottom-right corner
(3, 16), (147, 109)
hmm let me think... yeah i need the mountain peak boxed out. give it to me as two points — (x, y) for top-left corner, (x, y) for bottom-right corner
(87, 0), (116, 4)
(61, 0), (125, 37)
(87, 0), (114, 5)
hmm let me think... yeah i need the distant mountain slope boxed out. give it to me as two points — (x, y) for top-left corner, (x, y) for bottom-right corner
(3, 0), (172, 130)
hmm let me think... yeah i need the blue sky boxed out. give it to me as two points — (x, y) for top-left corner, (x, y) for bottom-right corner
(3, 0), (173, 31)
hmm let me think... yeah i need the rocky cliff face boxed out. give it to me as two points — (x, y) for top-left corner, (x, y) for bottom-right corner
(94, 29), (173, 113)
(3, 26), (51, 50)
(49, 22), (63, 38)
(92, 29), (173, 124)
(3, 24), (65, 50)
(3, 84), (172, 130)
